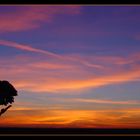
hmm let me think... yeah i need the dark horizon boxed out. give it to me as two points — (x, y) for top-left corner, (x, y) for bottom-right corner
(0, 127), (140, 135)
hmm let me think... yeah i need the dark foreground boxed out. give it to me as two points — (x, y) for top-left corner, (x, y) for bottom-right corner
(0, 128), (140, 136)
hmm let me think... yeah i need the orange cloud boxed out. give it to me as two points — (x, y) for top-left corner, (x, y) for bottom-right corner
(57, 98), (140, 105)
(0, 109), (140, 128)
(30, 62), (75, 70)
(0, 52), (140, 93)
(12, 65), (140, 92)
(0, 40), (140, 93)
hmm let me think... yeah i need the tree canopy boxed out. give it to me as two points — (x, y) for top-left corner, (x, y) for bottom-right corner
(0, 81), (17, 106)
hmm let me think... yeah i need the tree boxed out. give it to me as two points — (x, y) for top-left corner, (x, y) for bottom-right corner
(0, 81), (18, 116)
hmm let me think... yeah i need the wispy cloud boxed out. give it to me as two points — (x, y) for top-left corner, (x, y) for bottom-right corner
(8, 60), (140, 93)
(0, 39), (106, 69)
(1, 38), (140, 93)
(72, 98), (140, 105)
(0, 40), (140, 93)
(51, 97), (140, 105)
(0, 6), (81, 33)
(16, 66), (140, 92)
(0, 40), (61, 58)
(1, 109), (140, 128)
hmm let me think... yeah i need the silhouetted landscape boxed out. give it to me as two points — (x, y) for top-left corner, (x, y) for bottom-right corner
(0, 127), (140, 135)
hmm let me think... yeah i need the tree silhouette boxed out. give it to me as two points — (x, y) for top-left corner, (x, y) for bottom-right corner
(0, 81), (18, 116)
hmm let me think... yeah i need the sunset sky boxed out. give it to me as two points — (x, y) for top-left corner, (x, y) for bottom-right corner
(0, 5), (140, 128)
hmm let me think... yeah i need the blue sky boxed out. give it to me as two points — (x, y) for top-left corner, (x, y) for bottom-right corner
(0, 5), (140, 128)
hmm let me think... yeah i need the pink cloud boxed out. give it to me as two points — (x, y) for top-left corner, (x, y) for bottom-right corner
(5, 55), (140, 93)
(0, 40), (61, 58)
(0, 6), (81, 33)
(0, 39), (106, 69)
(0, 40), (140, 93)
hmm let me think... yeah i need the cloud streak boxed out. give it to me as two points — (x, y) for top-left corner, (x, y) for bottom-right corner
(73, 98), (140, 105)
(0, 41), (140, 93)
(14, 66), (140, 92)
(0, 39), (106, 69)
(0, 40), (61, 58)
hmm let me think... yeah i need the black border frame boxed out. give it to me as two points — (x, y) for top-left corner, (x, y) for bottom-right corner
(0, 1), (140, 137)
